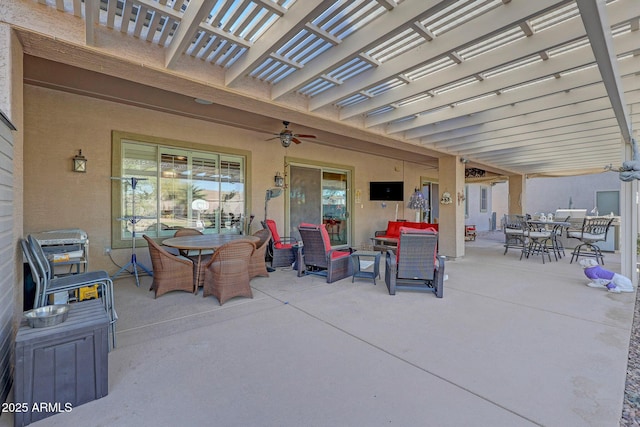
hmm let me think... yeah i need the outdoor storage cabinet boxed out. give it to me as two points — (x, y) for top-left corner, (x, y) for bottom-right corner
(14, 299), (109, 426)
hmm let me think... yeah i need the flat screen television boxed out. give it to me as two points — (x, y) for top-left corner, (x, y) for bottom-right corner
(369, 181), (404, 201)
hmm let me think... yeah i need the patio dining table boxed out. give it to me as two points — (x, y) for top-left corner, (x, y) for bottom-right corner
(162, 233), (260, 293)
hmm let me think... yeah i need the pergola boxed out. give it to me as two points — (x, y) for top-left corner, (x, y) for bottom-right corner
(0, 0), (638, 268)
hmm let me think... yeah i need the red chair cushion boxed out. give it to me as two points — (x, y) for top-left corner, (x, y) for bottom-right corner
(383, 221), (438, 238)
(331, 250), (351, 260)
(385, 221), (404, 238)
(265, 220), (287, 248)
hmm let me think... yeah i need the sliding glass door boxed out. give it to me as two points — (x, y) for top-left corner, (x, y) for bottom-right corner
(288, 162), (351, 247)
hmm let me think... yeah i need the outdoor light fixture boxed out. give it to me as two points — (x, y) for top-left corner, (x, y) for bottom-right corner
(72, 150), (87, 173)
(274, 171), (284, 187)
(408, 188), (427, 222)
(279, 131), (293, 148)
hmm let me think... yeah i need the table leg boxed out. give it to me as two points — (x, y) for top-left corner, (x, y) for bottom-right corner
(194, 250), (202, 294)
(296, 245), (305, 277)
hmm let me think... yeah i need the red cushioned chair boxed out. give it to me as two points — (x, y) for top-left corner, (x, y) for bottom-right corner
(262, 219), (297, 268)
(297, 223), (353, 283)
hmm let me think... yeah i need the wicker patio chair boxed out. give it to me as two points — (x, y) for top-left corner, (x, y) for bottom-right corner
(384, 227), (444, 297)
(202, 240), (255, 305)
(297, 223), (353, 283)
(568, 217), (615, 265)
(249, 228), (271, 278)
(173, 228), (203, 256)
(263, 219), (297, 268)
(144, 235), (195, 297)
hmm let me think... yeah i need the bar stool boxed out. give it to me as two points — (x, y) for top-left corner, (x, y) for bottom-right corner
(568, 217), (614, 265)
(520, 221), (553, 263)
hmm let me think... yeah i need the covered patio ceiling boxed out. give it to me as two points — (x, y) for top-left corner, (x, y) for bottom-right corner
(6, 0), (640, 177)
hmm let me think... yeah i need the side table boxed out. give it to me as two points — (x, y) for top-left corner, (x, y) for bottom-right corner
(14, 299), (109, 426)
(351, 250), (381, 285)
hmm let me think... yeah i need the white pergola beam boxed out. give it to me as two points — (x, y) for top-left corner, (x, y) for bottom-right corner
(434, 109), (615, 149)
(271, 0), (460, 100)
(370, 27), (638, 129)
(447, 122), (620, 158)
(225, 1), (334, 86)
(311, 0), (570, 112)
(426, 88), (640, 146)
(388, 54), (640, 134)
(578, 0), (631, 142)
(84, 0), (99, 46)
(165, 0), (217, 69)
(341, 14), (588, 120)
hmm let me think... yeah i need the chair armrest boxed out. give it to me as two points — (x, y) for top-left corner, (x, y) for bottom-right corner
(374, 230), (386, 237)
(275, 237), (298, 245)
(326, 247), (354, 259)
(384, 250), (398, 295)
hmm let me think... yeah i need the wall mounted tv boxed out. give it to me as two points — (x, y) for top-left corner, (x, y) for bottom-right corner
(369, 181), (404, 201)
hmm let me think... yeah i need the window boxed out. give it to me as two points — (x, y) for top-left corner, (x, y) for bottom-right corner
(480, 186), (488, 212)
(112, 133), (249, 248)
(596, 190), (619, 216)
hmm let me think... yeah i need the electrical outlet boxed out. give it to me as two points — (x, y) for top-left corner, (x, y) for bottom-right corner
(104, 247), (111, 255)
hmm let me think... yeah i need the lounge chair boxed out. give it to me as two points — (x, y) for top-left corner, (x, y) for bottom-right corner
(263, 219), (297, 268)
(297, 223), (353, 283)
(384, 227), (444, 297)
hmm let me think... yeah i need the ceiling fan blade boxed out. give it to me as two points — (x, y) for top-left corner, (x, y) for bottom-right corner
(295, 134), (316, 138)
(265, 136), (278, 141)
(292, 137), (302, 144)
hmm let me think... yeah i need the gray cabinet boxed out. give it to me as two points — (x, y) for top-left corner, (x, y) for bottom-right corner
(14, 300), (109, 426)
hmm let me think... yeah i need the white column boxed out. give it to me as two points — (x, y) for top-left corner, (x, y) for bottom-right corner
(620, 140), (638, 286)
(438, 155), (465, 259)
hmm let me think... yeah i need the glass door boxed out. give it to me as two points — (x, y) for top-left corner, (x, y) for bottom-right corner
(288, 163), (351, 247)
(322, 171), (348, 246)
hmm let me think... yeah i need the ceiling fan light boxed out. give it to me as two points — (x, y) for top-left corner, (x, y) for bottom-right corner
(280, 133), (292, 147)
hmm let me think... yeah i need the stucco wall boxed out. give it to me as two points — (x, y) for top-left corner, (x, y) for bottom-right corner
(23, 85), (437, 272)
(526, 174), (621, 215)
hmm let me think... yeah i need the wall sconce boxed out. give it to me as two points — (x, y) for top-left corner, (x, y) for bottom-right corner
(440, 192), (453, 205)
(457, 191), (466, 205)
(72, 150), (87, 173)
(274, 171), (284, 187)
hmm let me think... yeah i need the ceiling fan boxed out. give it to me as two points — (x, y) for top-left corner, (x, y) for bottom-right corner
(267, 121), (316, 147)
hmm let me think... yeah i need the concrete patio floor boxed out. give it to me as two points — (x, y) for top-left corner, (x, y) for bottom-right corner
(2, 233), (636, 427)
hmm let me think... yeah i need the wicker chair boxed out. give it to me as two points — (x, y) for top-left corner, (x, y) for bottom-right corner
(568, 217), (615, 265)
(263, 219), (297, 268)
(384, 227), (444, 297)
(172, 228), (213, 288)
(249, 228), (271, 278)
(203, 240), (255, 305)
(173, 228), (203, 256)
(297, 223), (353, 283)
(144, 235), (195, 297)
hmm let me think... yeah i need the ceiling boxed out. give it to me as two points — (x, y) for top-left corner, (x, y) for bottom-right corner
(6, 0), (640, 178)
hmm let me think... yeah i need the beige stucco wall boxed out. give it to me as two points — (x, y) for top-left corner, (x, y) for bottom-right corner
(23, 85), (438, 273)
